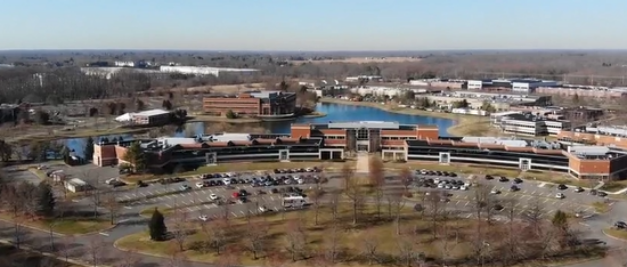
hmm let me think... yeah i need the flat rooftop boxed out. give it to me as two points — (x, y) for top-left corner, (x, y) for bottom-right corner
(303, 121), (436, 131)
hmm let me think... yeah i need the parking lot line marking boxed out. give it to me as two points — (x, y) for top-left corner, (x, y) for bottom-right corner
(464, 202), (469, 207)
(124, 206), (132, 210)
(181, 201), (189, 205)
(465, 214), (472, 218)
(231, 212), (237, 217)
(139, 192), (146, 197)
(547, 209), (555, 214)
(542, 199), (549, 203)
(208, 190), (214, 194)
(455, 201), (460, 206)
(99, 232), (109, 236)
(531, 191), (536, 195)
(204, 204), (212, 209)
(165, 204), (172, 208)
(187, 208), (194, 212)
(240, 211), (245, 216)
(165, 195), (173, 199)
(522, 190), (528, 194)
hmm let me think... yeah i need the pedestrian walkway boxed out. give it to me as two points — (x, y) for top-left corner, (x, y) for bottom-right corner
(356, 152), (370, 174)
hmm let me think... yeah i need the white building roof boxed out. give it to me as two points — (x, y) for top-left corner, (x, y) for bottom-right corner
(136, 109), (170, 116)
(210, 133), (251, 142)
(68, 178), (87, 186)
(115, 113), (133, 122)
(568, 146), (609, 156)
(490, 111), (520, 117)
(156, 137), (198, 147)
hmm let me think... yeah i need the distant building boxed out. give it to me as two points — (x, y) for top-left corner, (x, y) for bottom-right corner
(511, 79), (560, 93)
(491, 112), (571, 136)
(114, 61), (135, 67)
(159, 66), (258, 77)
(346, 75), (383, 82)
(203, 91), (296, 116)
(114, 109), (172, 126)
(65, 178), (90, 193)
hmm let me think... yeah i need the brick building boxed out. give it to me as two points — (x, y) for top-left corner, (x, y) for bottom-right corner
(203, 91), (296, 116)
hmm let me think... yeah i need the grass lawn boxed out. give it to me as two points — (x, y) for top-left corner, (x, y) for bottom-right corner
(0, 213), (111, 235)
(122, 162), (348, 184)
(0, 243), (84, 267)
(604, 228), (627, 241)
(117, 203), (476, 266)
(116, 201), (600, 267)
(600, 181), (627, 192)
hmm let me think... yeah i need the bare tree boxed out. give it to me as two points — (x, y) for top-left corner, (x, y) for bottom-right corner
(245, 220), (269, 260)
(284, 218), (307, 262)
(207, 217), (229, 255)
(360, 229), (379, 265)
(322, 220), (342, 264)
(368, 155), (385, 218)
(215, 246), (242, 267)
(103, 190), (122, 225)
(309, 184), (325, 226)
(87, 187), (103, 218)
(328, 189), (341, 222)
(425, 190), (444, 239)
(387, 190), (406, 235)
(86, 235), (106, 266)
(115, 249), (143, 267)
(502, 197), (522, 264)
(342, 165), (364, 226)
(399, 167), (413, 193)
(171, 208), (190, 252)
(396, 228), (417, 267)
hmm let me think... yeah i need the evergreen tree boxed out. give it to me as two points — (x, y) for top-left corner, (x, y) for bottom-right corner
(122, 141), (145, 172)
(149, 208), (167, 241)
(84, 136), (94, 162)
(37, 182), (56, 217)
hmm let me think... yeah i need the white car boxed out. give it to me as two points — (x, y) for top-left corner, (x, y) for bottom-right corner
(490, 189), (500, 194)
(195, 182), (205, 189)
(222, 178), (231, 185)
(198, 215), (209, 221)
(259, 206), (269, 213)
(105, 178), (118, 185)
(555, 193), (565, 199)
(209, 194), (219, 200)
(437, 183), (445, 188)
(460, 186), (468, 191)
(463, 182), (471, 187)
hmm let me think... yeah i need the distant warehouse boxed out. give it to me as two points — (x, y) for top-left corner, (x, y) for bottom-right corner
(115, 109), (172, 126)
(159, 66), (259, 77)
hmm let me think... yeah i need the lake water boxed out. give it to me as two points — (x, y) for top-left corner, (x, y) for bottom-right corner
(58, 103), (455, 157)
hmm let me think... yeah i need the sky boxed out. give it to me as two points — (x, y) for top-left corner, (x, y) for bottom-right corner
(3, 0), (627, 51)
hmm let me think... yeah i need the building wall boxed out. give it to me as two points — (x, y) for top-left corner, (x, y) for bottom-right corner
(132, 113), (171, 126)
(536, 87), (627, 98)
(291, 127), (311, 138)
(558, 130), (627, 149)
(202, 97), (261, 115)
(467, 80), (483, 90)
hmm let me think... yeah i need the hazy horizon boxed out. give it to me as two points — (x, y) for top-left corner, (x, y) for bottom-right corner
(5, 0), (627, 51)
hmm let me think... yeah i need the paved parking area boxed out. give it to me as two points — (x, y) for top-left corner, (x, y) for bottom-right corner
(407, 171), (611, 219)
(1, 169), (41, 185)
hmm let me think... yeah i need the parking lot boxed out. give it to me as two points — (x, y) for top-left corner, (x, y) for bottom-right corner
(408, 170), (612, 219)
(107, 168), (322, 220)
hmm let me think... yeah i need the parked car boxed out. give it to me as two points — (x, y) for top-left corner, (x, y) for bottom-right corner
(485, 175), (494, 180)
(555, 193), (565, 199)
(597, 191), (608, 197)
(510, 185), (520, 192)
(198, 215), (209, 221)
(490, 189), (501, 195)
(195, 182), (205, 189)
(179, 185), (192, 191)
(137, 180), (148, 187)
(574, 187), (584, 193)
(209, 194), (219, 200)
(513, 178), (523, 184)
(557, 184), (568, 190)
(498, 176), (509, 182)
(614, 221), (627, 229)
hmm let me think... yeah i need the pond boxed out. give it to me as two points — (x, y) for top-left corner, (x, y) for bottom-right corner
(57, 103), (455, 158)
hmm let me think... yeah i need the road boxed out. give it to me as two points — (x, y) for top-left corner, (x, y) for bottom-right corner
(1, 167), (627, 267)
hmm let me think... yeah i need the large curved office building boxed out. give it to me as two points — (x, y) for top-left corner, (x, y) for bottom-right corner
(93, 121), (627, 179)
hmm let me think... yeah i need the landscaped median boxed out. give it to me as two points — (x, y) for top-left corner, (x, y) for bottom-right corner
(603, 228), (627, 242)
